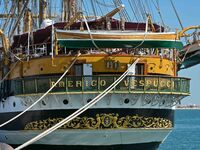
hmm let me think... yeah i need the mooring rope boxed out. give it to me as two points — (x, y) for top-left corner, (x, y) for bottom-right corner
(0, 53), (81, 128)
(14, 58), (139, 150)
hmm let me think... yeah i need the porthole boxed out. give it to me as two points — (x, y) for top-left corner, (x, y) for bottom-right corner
(42, 100), (46, 106)
(4, 135), (8, 140)
(87, 99), (92, 103)
(63, 99), (69, 105)
(162, 100), (166, 105)
(124, 98), (130, 104)
(13, 102), (16, 107)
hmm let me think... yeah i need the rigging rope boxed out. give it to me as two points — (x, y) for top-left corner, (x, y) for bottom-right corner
(140, 0), (148, 16)
(127, 0), (139, 22)
(130, 1), (142, 22)
(170, 0), (184, 30)
(180, 44), (193, 63)
(138, 0), (147, 21)
(2, 1), (17, 32)
(15, 58), (139, 150)
(102, 0), (109, 13)
(132, 14), (149, 49)
(95, 0), (104, 16)
(0, 54), (80, 128)
(113, 0), (126, 21)
(82, 15), (101, 51)
(145, 0), (156, 23)
(9, 0), (30, 39)
(133, 0), (144, 22)
(118, 0), (131, 21)
(95, 0), (115, 8)
(152, 0), (165, 30)
(170, 0), (188, 43)
(134, 0), (144, 21)
(117, 0), (131, 22)
(90, 0), (97, 19)
(82, 1), (90, 17)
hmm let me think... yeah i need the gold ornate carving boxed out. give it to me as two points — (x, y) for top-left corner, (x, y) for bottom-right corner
(24, 113), (172, 130)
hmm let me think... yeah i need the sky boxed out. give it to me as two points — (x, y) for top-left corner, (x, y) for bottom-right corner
(158, 0), (200, 105)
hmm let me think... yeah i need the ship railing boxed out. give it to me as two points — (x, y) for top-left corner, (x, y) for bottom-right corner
(25, 43), (48, 57)
(9, 75), (190, 96)
(12, 43), (49, 59)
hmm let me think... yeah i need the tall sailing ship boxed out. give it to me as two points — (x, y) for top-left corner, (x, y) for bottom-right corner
(0, 0), (196, 149)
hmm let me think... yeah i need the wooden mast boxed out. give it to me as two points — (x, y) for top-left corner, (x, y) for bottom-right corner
(62, 0), (68, 21)
(62, 0), (76, 22)
(17, 0), (23, 34)
(39, 0), (47, 26)
(24, 9), (33, 32)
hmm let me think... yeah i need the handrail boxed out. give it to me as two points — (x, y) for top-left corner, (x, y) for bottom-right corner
(178, 26), (200, 38)
(11, 74), (191, 79)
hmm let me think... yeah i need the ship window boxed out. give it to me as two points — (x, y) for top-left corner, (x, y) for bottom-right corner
(15, 80), (23, 95)
(37, 78), (50, 93)
(75, 64), (83, 76)
(24, 79), (36, 94)
(135, 64), (145, 75)
(74, 64), (92, 76)
(83, 64), (92, 75)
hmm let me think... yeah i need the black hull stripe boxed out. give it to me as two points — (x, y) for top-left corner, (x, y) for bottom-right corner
(0, 108), (174, 130)
(12, 142), (160, 150)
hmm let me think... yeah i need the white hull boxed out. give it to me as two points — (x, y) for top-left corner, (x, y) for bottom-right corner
(0, 93), (181, 113)
(0, 129), (171, 146)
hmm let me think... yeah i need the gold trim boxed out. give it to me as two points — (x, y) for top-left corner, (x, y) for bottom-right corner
(24, 113), (172, 130)
(56, 30), (178, 41)
(16, 91), (190, 97)
(9, 56), (176, 79)
(178, 26), (200, 37)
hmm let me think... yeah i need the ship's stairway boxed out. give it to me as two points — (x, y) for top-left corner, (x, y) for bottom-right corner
(179, 40), (200, 70)
(178, 28), (200, 70)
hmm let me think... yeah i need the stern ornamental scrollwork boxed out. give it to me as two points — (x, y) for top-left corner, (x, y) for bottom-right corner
(24, 113), (172, 130)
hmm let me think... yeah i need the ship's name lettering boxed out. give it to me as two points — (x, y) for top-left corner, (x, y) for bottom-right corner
(51, 79), (174, 88)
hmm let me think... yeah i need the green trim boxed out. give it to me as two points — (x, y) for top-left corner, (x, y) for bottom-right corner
(3, 75), (190, 96)
(16, 92), (190, 97)
(58, 39), (183, 49)
(180, 54), (200, 69)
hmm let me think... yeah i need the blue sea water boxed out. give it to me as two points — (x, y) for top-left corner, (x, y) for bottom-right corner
(158, 109), (200, 150)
